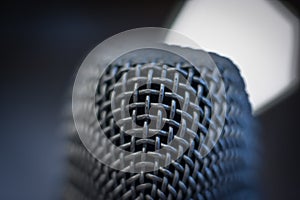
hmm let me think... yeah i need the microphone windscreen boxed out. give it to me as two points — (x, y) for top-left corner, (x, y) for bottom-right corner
(64, 47), (257, 200)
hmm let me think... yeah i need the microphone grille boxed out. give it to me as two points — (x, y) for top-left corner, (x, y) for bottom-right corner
(65, 48), (256, 200)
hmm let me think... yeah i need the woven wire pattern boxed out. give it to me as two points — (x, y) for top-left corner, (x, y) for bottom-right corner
(65, 50), (255, 200)
(97, 62), (210, 153)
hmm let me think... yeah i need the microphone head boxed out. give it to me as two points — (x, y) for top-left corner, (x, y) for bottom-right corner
(65, 47), (257, 200)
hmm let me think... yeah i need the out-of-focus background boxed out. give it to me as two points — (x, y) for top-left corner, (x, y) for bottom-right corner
(0, 1), (299, 199)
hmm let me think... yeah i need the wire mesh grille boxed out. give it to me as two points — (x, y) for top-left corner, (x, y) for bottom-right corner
(65, 49), (256, 200)
(96, 62), (211, 154)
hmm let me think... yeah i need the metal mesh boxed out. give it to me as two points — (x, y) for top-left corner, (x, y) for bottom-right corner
(64, 48), (256, 200)
(97, 62), (211, 153)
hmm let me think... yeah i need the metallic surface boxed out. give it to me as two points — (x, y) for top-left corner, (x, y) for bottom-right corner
(65, 48), (256, 200)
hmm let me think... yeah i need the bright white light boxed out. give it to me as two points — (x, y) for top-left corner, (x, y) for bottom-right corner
(166, 0), (299, 112)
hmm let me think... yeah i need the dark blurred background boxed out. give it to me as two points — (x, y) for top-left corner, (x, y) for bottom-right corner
(0, 1), (299, 200)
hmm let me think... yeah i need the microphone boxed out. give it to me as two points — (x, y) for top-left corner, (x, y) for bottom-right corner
(65, 47), (257, 200)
